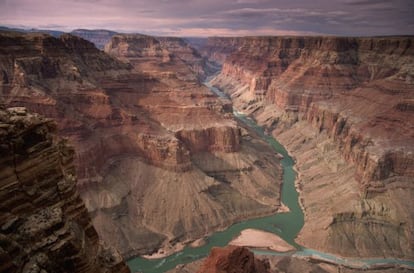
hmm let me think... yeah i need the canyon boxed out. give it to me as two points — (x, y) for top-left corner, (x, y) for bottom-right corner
(205, 36), (414, 260)
(0, 30), (284, 261)
(0, 28), (413, 273)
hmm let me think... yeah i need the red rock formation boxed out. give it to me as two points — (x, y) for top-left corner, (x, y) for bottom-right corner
(156, 37), (217, 80)
(0, 107), (130, 273)
(212, 36), (414, 185)
(209, 36), (414, 259)
(105, 34), (166, 59)
(176, 126), (241, 153)
(199, 37), (247, 64)
(197, 246), (270, 273)
(1, 31), (283, 257)
(215, 37), (413, 112)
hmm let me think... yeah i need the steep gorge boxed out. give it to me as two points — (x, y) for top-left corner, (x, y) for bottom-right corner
(205, 36), (414, 260)
(0, 30), (285, 258)
(2, 29), (413, 271)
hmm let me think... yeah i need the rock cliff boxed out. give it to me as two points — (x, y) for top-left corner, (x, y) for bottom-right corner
(105, 34), (166, 59)
(1, 30), (284, 257)
(93, 33), (284, 256)
(209, 36), (414, 259)
(197, 37), (247, 65)
(0, 106), (130, 273)
(106, 34), (217, 81)
(197, 246), (270, 273)
(156, 37), (218, 80)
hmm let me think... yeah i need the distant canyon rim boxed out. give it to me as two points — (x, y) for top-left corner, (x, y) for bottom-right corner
(0, 28), (413, 273)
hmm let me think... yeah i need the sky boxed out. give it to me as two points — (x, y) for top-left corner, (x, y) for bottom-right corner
(0, 0), (413, 37)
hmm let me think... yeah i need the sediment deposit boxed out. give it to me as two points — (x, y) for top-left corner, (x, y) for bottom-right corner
(229, 229), (295, 252)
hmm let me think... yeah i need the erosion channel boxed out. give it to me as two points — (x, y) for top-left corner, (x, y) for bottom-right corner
(127, 82), (414, 273)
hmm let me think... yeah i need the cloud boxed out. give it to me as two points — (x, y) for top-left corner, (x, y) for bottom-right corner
(344, 0), (390, 6)
(154, 27), (321, 37)
(235, 0), (269, 3)
(0, 0), (413, 36)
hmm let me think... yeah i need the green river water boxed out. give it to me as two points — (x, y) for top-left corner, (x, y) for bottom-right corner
(127, 84), (414, 273)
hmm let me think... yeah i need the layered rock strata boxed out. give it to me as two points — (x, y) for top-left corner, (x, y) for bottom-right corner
(105, 34), (217, 81)
(156, 37), (218, 80)
(90, 33), (283, 256)
(1, 31), (284, 256)
(0, 107), (130, 273)
(197, 37), (247, 65)
(209, 36), (414, 259)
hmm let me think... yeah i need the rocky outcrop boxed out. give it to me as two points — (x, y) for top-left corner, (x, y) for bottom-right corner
(176, 125), (241, 153)
(197, 246), (270, 273)
(209, 36), (414, 259)
(0, 107), (130, 273)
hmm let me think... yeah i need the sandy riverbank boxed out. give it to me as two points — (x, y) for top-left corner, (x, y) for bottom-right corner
(229, 228), (296, 252)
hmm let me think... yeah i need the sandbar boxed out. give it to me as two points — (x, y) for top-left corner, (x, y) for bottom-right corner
(229, 228), (295, 252)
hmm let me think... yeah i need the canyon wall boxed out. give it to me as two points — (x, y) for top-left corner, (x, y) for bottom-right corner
(71, 29), (117, 49)
(0, 106), (130, 273)
(105, 34), (217, 81)
(197, 37), (247, 64)
(0, 30), (285, 257)
(209, 36), (414, 260)
(156, 37), (218, 80)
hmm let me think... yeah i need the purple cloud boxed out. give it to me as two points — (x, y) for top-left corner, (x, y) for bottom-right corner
(0, 0), (413, 36)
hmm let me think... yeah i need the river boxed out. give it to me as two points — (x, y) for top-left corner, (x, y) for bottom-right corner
(127, 82), (414, 273)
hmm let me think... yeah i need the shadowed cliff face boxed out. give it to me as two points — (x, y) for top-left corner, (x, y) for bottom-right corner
(0, 107), (130, 273)
(209, 36), (414, 259)
(0, 31), (284, 257)
(198, 37), (248, 65)
(156, 37), (218, 81)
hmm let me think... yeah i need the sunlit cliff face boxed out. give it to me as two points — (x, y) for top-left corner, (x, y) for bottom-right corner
(208, 35), (414, 259)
